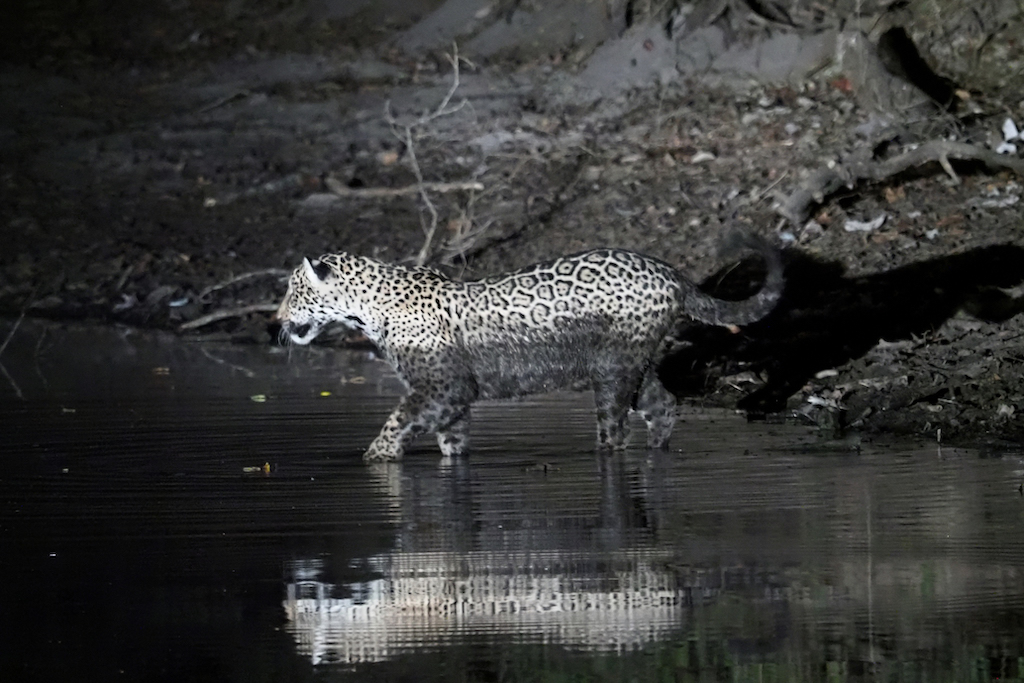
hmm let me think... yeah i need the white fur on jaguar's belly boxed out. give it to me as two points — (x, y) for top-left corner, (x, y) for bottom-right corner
(276, 242), (782, 462)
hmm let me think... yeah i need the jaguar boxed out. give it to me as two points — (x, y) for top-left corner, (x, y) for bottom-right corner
(276, 233), (783, 461)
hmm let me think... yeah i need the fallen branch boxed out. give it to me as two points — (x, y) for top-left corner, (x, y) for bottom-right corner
(324, 177), (483, 198)
(777, 140), (1024, 225)
(179, 302), (278, 331)
(198, 268), (291, 301)
(198, 89), (251, 113)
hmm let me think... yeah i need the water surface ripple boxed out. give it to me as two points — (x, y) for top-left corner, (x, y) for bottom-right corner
(2, 320), (1023, 682)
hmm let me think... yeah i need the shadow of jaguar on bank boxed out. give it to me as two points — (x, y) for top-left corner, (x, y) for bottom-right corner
(276, 233), (783, 461)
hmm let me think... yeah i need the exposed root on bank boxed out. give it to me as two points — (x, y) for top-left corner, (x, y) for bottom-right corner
(777, 139), (1024, 225)
(323, 178), (483, 199)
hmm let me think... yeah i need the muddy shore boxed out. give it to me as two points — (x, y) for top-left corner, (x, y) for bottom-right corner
(3, 0), (1024, 445)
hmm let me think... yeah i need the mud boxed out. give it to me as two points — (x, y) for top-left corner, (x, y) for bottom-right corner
(3, 0), (1024, 445)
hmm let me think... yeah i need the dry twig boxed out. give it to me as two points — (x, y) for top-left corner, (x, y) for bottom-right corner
(0, 308), (26, 399)
(777, 140), (1024, 225)
(0, 308), (24, 359)
(383, 43), (471, 267)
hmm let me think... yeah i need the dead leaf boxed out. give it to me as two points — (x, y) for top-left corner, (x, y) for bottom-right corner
(829, 77), (853, 93)
(883, 186), (905, 203)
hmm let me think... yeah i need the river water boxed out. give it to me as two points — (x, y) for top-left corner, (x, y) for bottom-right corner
(2, 320), (1023, 682)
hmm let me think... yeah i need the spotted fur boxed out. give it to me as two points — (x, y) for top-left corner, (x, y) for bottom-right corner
(276, 234), (783, 461)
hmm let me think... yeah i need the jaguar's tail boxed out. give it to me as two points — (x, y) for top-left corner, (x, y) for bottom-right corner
(680, 231), (784, 328)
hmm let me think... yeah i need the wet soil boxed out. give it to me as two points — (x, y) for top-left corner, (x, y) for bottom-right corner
(2, 1), (1024, 445)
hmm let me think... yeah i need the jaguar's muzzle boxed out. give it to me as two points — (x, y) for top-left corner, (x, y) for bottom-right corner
(281, 320), (318, 345)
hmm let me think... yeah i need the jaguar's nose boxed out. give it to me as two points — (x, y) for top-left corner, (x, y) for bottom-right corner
(292, 323), (311, 338)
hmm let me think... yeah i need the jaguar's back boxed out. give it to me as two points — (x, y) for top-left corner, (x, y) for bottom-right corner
(453, 249), (683, 399)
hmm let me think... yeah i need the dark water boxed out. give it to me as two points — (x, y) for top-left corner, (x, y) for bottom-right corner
(2, 320), (1024, 682)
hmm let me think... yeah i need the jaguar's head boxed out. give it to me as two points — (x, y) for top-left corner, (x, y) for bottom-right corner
(277, 253), (377, 346)
(276, 256), (337, 345)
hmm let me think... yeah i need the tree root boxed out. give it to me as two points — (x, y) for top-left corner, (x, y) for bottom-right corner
(777, 140), (1024, 225)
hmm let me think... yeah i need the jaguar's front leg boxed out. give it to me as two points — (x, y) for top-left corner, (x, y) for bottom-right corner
(363, 395), (422, 462)
(363, 393), (471, 462)
(436, 413), (471, 457)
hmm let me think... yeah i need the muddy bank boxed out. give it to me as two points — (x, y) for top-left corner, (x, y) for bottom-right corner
(2, 0), (1024, 444)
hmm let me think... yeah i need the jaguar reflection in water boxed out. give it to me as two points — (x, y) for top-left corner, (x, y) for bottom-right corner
(284, 550), (687, 665)
(276, 434), (1024, 674)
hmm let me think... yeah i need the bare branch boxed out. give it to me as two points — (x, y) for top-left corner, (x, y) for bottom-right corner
(381, 43), (472, 267)
(0, 304), (27, 399)
(384, 45), (468, 130)
(419, 48), (468, 124)
(179, 302), (279, 331)
(0, 361), (22, 400)
(0, 308), (25, 359)
(198, 268), (291, 301)
(404, 126), (441, 266)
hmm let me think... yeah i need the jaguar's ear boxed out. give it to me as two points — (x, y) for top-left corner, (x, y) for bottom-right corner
(303, 257), (333, 283)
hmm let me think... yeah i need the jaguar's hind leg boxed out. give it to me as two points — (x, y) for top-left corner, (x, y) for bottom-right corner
(593, 370), (643, 450)
(636, 370), (676, 449)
